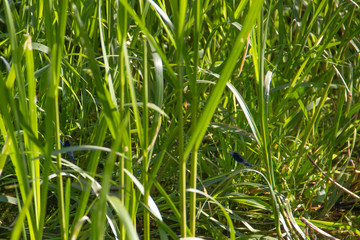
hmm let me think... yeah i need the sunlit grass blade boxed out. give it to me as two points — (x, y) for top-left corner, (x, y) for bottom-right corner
(183, 0), (264, 161)
(226, 82), (262, 146)
(107, 196), (140, 240)
(24, 35), (41, 230)
(11, 190), (34, 240)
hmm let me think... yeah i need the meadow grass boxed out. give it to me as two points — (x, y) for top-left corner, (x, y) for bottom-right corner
(0, 0), (359, 239)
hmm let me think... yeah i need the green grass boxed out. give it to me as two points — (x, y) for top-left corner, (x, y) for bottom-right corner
(1, 0), (360, 239)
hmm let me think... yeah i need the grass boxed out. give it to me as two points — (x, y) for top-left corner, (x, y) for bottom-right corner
(0, 0), (360, 239)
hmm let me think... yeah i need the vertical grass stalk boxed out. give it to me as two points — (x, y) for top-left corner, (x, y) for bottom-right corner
(142, 39), (150, 240)
(172, 0), (188, 236)
(189, 0), (202, 236)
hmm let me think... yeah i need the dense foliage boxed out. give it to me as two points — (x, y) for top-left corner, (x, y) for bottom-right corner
(0, 0), (359, 239)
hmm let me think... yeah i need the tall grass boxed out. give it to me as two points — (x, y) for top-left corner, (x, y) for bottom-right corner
(0, 0), (359, 239)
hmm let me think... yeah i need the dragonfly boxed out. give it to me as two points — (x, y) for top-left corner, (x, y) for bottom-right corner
(229, 151), (253, 167)
(60, 139), (75, 161)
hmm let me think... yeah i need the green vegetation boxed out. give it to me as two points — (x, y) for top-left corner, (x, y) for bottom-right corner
(0, 0), (359, 239)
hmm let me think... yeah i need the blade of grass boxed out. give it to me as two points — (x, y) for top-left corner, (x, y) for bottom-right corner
(183, 0), (264, 161)
(189, 0), (202, 235)
(11, 189), (34, 240)
(107, 196), (140, 240)
(24, 34), (41, 232)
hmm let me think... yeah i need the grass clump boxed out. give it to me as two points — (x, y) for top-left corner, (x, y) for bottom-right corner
(0, 0), (359, 239)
